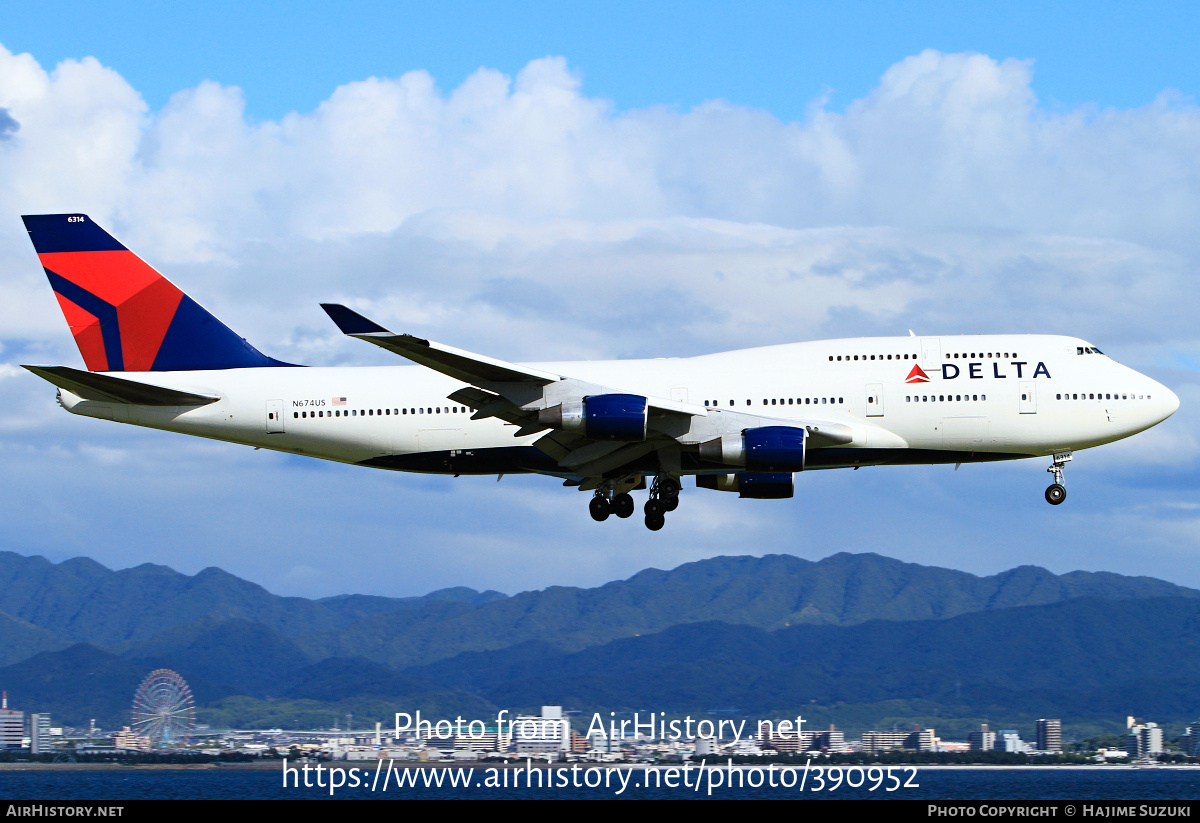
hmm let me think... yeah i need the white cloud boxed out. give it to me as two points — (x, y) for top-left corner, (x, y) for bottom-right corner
(0, 45), (1197, 595)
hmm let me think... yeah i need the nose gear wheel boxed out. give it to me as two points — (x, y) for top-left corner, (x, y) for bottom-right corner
(1044, 451), (1072, 506)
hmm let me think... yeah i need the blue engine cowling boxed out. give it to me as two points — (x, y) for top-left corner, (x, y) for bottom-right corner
(701, 426), (807, 471)
(744, 426), (806, 472)
(584, 393), (648, 440)
(539, 393), (649, 441)
(696, 472), (794, 499)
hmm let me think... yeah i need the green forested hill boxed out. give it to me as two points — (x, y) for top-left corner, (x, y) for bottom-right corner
(401, 595), (1200, 722)
(1, 549), (1197, 731)
(301, 552), (1200, 668)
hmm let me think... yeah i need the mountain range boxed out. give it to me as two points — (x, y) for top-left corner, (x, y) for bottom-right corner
(0, 549), (1196, 736)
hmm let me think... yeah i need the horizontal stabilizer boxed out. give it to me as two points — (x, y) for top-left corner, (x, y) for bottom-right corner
(23, 365), (220, 407)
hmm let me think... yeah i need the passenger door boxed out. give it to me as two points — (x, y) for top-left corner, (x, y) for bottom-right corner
(1019, 381), (1036, 414)
(866, 383), (884, 417)
(266, 399), (284, 433)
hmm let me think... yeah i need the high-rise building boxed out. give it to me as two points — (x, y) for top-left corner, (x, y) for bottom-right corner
(0, 692), (23, 749)
(1126, 718), (1163, 759)
(28, 713), (52, 754)
(968, 723), (996, 752)
(1036, 719), (1062, 753)
(1181, 722), (1200, 757)
(996, 730), (1027, 753)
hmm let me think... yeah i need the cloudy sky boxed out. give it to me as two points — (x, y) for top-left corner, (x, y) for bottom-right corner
(0, 2), (1197, 599)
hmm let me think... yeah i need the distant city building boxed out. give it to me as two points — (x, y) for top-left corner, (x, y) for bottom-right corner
(513, 706), (570, 756)
(968, 724), (996, 752)
(1126, 717), (1163, 759)
(759, 729), (816, 753)
(861, 731), (909, 754)
(28, 713), (52, 754)
(1182, 722), (1200, 757)
(451, 728), (501, 753)
(1036, 719), (1062, 753)
(588, 730), (616, 753)
(0, 692), (23, 749)
(813, 728), (848, 753)
(996, 730), (1028, 753)
(861, 729), (934, 753)
(112, 726), (151, 752)
(905, 730), (936, 752)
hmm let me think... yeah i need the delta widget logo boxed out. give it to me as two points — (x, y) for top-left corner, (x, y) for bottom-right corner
(905, 364), (930, 384)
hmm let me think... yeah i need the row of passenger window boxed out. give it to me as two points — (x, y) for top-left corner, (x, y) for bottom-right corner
(828, 351), (1021, 362)
(703, 398), (845, 407)
(294, 405), (471, 419)
(1056, 392), (1149, 400)
(906, 395), (986, 402)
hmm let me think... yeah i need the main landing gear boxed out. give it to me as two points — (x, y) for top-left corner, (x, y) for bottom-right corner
(1045, 451), (1072, 506)
(643, 476), (681, 531)
(588, 475), (681, 530)
(589, 489), (635, 521)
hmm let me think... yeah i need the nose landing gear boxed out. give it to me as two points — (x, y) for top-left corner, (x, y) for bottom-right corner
(1045, 451), (1072, 505)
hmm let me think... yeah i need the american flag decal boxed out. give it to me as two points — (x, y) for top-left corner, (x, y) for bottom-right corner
(332, 397), (347, 406)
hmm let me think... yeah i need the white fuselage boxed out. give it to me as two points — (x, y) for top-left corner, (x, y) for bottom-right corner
(55, 334), (1179, 476)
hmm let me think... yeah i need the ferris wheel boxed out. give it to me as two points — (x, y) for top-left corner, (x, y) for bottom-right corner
(131, 669), (195, 748)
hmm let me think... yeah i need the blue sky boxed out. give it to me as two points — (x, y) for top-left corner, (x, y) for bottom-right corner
(0, 3), (1197, 599)
(5, 1), (1199, 120)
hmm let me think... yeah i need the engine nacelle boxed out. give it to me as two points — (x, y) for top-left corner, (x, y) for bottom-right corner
(699, 426), (806, 472)
(696, 472), (794, 499)
(538, 393), (648, 441)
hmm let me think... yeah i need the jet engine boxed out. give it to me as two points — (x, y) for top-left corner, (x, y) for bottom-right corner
(538, 393), (648, 441)
(698, 425), (806, 472)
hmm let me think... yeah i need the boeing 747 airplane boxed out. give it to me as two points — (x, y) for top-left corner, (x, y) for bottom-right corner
(20, 214), (1180, 529)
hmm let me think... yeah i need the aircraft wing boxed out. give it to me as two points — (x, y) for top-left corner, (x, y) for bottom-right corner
(321, 303), (853, 479)
(24, 365), (220, 406)
(320, 304), (562, 387)
(321, 304), (706, 417)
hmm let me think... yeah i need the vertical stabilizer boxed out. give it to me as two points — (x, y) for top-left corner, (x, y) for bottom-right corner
(22, 214), (294, 371)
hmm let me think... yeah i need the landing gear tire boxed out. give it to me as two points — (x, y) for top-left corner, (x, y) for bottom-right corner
(659, 477), (681, 499)
(589, 496), (611, 521)
(1045, 451), (1072, 506)
(662, 494), (679, 512)
(645, 513), (666, 531)
(644, 499), (664, 517)
(612, 493), (634, 519)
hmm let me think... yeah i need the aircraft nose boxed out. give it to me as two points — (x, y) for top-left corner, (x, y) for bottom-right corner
(1161, 385), (1180, 420)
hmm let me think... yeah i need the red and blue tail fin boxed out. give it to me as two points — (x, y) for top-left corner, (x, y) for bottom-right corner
(22, 214), (294, 372)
